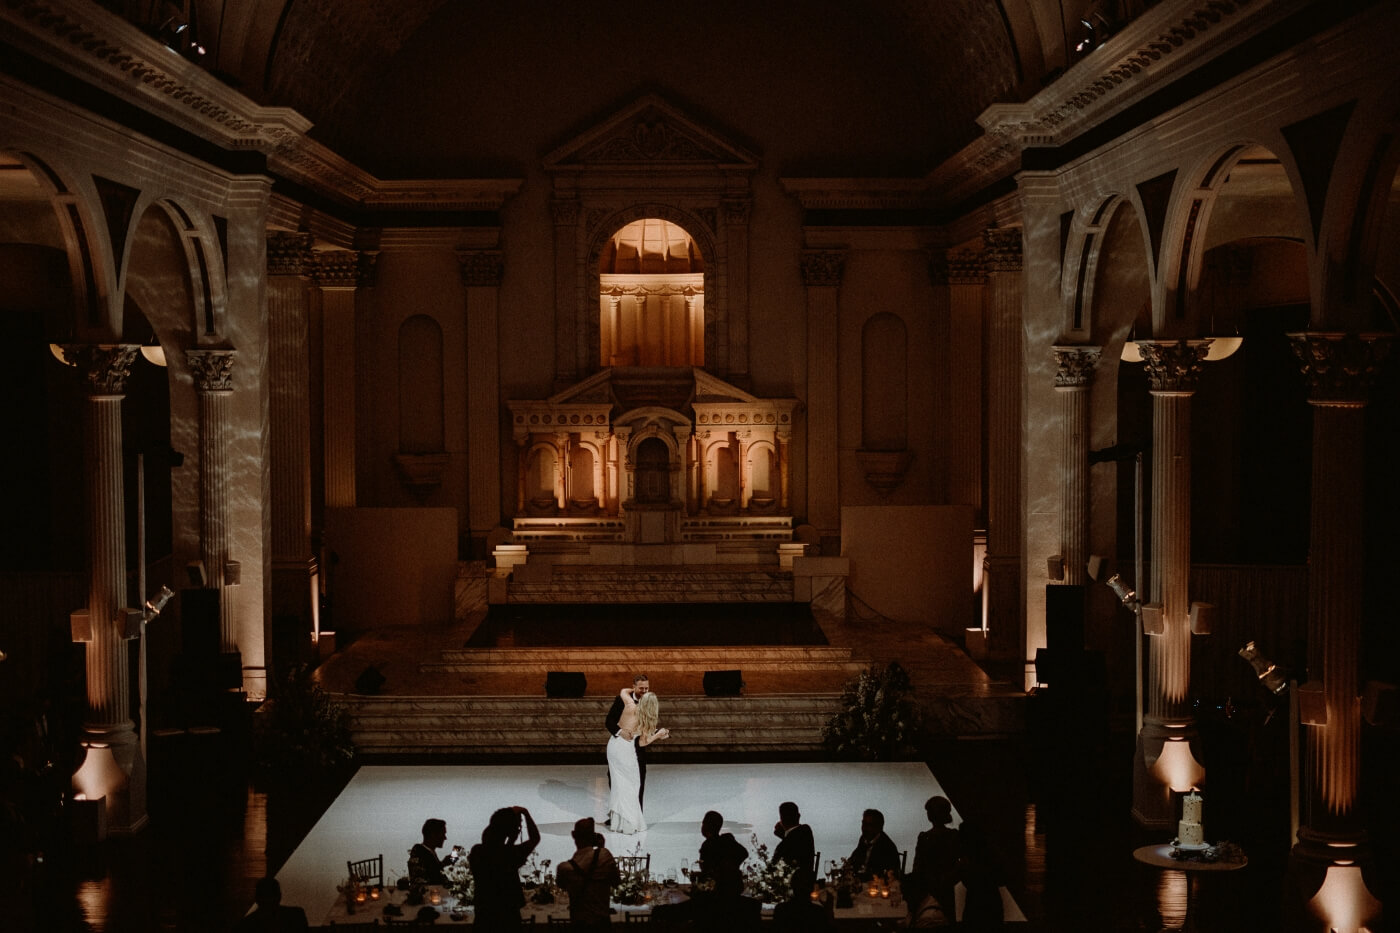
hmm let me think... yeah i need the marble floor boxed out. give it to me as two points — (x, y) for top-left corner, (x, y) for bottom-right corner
(277, 760), (1027, 925)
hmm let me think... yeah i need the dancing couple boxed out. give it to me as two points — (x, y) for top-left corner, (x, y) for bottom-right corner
(604, 673), (670, 834)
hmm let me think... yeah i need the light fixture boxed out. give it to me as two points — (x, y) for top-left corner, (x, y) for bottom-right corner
(144, 585), (174, 620)
(1239, 640), (1288, 695)
(140, 336), (167, 367)
(49, 343), (76, 366)
(1121, 337), (1143, 363)
(1074, 18), (1096, 53)
(1106, 573), (1138, 610)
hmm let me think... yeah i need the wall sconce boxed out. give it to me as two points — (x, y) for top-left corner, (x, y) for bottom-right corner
(1203, 334), (1242, 361)
(1239, 640), (1288, 695)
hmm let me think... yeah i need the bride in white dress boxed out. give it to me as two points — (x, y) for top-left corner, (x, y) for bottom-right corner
(607, 689), (669, 834)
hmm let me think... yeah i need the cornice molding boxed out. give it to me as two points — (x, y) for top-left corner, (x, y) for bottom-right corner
(777, 178), (934, 212)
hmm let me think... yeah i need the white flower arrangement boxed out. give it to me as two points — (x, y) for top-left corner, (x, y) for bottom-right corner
(444, 859), (475, 905)
(743, 834), (797, 904)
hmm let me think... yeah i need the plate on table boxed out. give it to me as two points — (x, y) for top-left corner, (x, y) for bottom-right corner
(1173, 842), (1209, 852)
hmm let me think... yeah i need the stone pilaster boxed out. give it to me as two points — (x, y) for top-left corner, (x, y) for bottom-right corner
(1284, 332), (1390, 925)
(800, 249), (844, 544)
(552, 198), (581, 389)
(983, 228), (1023, 662)
(266, 231), (316, 651)
(1052, 345), (1102, 585)
(187, 349), (237, 654)
(459, 250), (505, 546)
(313, 250), (375, 508)
(1132, 338), (1210, 828)
(723, 198), (752, 382)
(932, 250), (985, 518)
(63, 343), (145, 833)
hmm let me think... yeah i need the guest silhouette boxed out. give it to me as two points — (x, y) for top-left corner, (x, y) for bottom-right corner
(907, 796), (959, 921)
(847, 808), (901, 880)
(556, 817), (620, 931)
(772, 801), (815, 872)
(772, 868), (832, 931)
(233, 877), (308, 932)
(408, 817), (454, 886)
(469, 806), (540, 929)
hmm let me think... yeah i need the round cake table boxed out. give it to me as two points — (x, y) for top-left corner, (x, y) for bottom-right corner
(1132, 844), (1247, 932)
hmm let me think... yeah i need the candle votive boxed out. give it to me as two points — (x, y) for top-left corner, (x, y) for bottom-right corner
(429, 890), (442, 905)
(368, 886), (380, 901)
(353, 889), (367, 904)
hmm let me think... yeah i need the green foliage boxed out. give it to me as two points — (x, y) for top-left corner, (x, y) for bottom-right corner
(255, 663), (355, 774)
(821, 661), (923, 760)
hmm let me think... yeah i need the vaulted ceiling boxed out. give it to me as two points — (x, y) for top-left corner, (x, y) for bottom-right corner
(106, 0), (1136, 178)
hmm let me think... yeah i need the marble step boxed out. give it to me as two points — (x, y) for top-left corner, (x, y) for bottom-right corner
(338, 693), (839, 755)
(507, 565), (796, 604)
(425, 646), (863, 674)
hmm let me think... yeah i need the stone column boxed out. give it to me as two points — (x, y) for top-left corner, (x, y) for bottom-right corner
(724, 198), (752, 381)
(983, 228), (1024, 662)
(552, 198), (581, 389)
(934, 249), (986, 518)
(187, 349), (238, 659)
(1283, 332), (1390, 928)
(1132, 339), (1210, 828)
(459, 250), (505, 549)
(313, 250), (376, 508)
(1052, 346), (1102, 585)
(64, 343), (145, 833)
(800, 250), (845, 546)
(266, 232), (316, 653)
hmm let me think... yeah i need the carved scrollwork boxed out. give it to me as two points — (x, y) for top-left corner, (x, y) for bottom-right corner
(458, 250), (504, 287)
(62, 344), (139, 396)
(932, 248), (986, 285)
(1052, 345), (1103, 388)
(1139, 340), (1211, 393)
(983, 227), (1022, 272)
(799, 250), (845, 287)
(186, 349), (236, 392)
(311, 250), (375, 287)
(266, 231), (313, 275)
(1287, 332), (1393, 406)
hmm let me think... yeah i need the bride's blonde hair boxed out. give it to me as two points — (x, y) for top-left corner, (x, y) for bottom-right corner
(637, 691), (660, 737)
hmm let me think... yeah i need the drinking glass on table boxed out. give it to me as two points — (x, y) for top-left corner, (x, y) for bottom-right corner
(680, 858), (690, 882)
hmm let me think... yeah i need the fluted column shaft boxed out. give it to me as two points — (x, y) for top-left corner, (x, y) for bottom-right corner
(800, 250), (844, 541)
(936, 251), (986, 517)
(314, 250), (374, 508)
(459, 250), (505, 544)
(1053, 346), (1102, 586)
(267, 232), (313, 570)
(552, 199), (581, 388)
(188, 350), (237, 650)
(983, 229), (1023, 662)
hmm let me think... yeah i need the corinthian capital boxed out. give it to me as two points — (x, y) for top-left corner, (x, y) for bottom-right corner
(551, 199), (581, 225)
(266, 231), (313, 276)
(312, 250), (376, 287)
(722, 199), (752, 225)
(799, 250), (845, 287)
(63, 344), (140, 396)
(186, 349), (236, 392)
(931, 248), (987, 285)
(1139, 340), (1211, 393)
(1052, 345), (1103, 388)
(1288, 332), (1393, 406)
(982, 227), (1022, 272)
(458, 250), (505, 287)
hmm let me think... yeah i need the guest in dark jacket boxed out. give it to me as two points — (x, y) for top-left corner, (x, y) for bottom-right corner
(697, 810), (749, 893)
(555, 817), (621, 931)
(772, 869), (832, 931)
(233, 877), (308, 932)
(906, 796), (959, 920)
(408, 817), (456, 887)
(772, 801), (815, 872)
(469, 806), (541, 929)
(847, 808), (901, 880)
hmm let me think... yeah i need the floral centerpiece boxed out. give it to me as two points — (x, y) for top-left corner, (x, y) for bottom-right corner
(611, 842), (649, 905)
(825, 856), (859, 907)
(743, 834), (797, 904)
(444, 859), (475, 906)
(520, 851), (555, 904)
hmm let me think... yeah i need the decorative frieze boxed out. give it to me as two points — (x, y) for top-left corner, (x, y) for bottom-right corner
(982, 227), (1023, 272)
(312, 250), (376, 287)
(799, 250), (845, 287)
(930, 248), (986, 285)
(1287, 332), (1393, 406)
(186, 349), (236, 392)
(1052, 345), (1103, 388)
(266, 231), (313, 275)
(63, 344), (139, 396)
(458, 250), (505, 287)
(1139, 339), (1211, 393)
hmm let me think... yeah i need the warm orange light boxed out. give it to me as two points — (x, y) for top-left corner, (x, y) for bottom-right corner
(1151, 738), (1204, 793)
(1307, 863), (1381, 933)
(72, 744), (126, 802)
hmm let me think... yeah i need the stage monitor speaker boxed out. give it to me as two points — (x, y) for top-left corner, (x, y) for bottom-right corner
(1045, 584), (1085, 655)
(180, 588), (220, 659)
(703, 669), (744, 696)
(546, 671), (587, 698)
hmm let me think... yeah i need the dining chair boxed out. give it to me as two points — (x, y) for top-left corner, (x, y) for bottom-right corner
(616, 852), (651, 881)
(811, 851), (821, 875)
(347, 853), (385, 888)
(899, 849), (908, 874)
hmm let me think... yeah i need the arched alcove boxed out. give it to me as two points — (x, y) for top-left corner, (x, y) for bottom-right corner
(634, 436), (671, 504)
(860, 312), (908, 451)
(597, 218), (705, 368)
(397, 314), (445, 454)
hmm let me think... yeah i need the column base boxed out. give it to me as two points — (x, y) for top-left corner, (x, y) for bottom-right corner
(1131, 717), (1204, 829)
(1282, 828), (1383, 933)
(73, 722), (146, 836)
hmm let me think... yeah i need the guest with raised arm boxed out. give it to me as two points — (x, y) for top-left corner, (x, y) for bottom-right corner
(468, 806), (541, 929)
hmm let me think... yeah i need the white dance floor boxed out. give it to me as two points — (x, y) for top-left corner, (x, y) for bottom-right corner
(276, 761), (1025, 922)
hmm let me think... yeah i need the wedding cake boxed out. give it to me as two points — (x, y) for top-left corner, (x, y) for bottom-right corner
(1177, 791), (1205, 847)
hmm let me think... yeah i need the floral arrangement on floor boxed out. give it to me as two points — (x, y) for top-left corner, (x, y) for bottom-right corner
(444, 858), (475, 905)
(743, 834), (797, 904)
(611, 842), (649, 905)
(520, 851), (555, 904)
(821, 660), (924, 760)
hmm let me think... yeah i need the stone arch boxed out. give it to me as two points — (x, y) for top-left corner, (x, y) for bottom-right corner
(584, 203), (719, 374)
(1075, 196), (1154, 356)
(523, 440), (562, 511)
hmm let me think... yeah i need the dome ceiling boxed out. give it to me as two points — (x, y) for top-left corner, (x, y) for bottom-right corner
(109, 0), (1117, 178)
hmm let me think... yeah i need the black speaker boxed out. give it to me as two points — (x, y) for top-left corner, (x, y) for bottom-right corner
(546, 671), (587, 697)
(354, 664), (386, 695)
(1045, 584), (1086, 655)
(180, 588), (220, 659)
(703, 670), (744, 696)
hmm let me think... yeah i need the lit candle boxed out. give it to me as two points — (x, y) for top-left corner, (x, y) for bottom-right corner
(353, 889), (367, 904)
(368, 887), (380, 901)
(429, 890), (442, 905)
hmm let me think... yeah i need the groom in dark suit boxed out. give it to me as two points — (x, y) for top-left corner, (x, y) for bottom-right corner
(604, 673), (650, 824)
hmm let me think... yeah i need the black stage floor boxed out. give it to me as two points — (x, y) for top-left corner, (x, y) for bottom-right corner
(468, 602), (829, 646)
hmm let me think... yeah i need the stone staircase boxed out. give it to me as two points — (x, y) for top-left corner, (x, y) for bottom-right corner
(424, 646), (865, 675)
(505, 564), (796, 604)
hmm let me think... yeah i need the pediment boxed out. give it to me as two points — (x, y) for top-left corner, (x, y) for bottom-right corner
(692, 369), (759, 404)
(543, 93), (758, 171)
(546, 369), (615, 405)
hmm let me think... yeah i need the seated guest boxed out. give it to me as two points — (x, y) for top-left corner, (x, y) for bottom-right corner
(772, 801), (815, 872)
(233, 877), (309, 932)
(555, 817), (620, 931)
(906, 796), (959, 921)
(408, 817), (456, 886)
(696, 809), (749, 893)
(847, 808), (901, 880)
(956, 820), (1004, 931)
(469, 805), (540, 929)
(772, 868), (832, 931)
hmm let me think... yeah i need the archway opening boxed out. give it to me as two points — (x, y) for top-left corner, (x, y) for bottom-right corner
(598, 218), (704, 367)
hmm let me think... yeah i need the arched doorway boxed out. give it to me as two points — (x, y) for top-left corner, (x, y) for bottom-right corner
(634, 437), (671, 504)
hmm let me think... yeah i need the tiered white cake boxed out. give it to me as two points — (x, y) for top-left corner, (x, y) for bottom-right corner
(1177, 791), (1205, 847)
